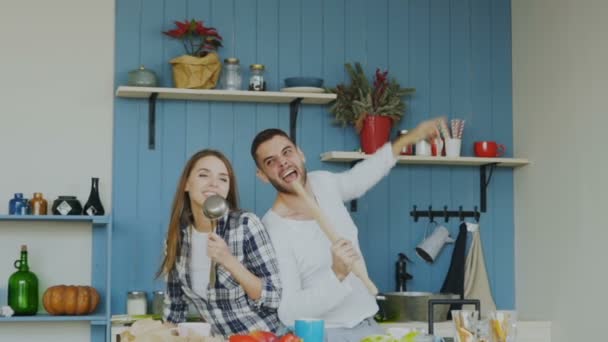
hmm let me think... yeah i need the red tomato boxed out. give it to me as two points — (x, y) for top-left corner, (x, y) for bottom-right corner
(279, 333), (302, 342)
(229, 335), (259, 342)
(249, 331), (279, 342)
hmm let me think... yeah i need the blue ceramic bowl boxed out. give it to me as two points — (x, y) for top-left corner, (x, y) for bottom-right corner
(284, 77), (324, 88)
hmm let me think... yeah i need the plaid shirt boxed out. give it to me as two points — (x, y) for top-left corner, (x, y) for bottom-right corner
(164, 210), (285, 337)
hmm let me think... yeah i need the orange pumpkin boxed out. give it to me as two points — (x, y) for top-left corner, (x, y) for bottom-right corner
(43, 285), (100, 315)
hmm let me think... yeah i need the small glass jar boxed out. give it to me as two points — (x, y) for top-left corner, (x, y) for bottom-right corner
(248, 64), (266, 91)
(220, 58), (242, 90)
(30, 192), (48, 215)
(151, 290), (165, 316)
(127, 291), (147, 315)
(398, 130), (414, 155)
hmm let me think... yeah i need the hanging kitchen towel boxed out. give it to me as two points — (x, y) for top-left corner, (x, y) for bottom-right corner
(464, 222), (496, 318)
(440, 222), (468, 313)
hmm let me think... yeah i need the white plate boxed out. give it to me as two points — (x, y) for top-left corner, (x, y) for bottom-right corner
(280, 87), (325, 93)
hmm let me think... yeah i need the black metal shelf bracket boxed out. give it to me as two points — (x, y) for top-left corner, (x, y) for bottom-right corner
(145, 94), (303, 150)
(479, 162), (498, 212)
(289, 98), (303, 144)
(148, 92), (159, 149)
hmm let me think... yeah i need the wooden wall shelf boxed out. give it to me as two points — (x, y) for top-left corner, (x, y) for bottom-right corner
(116, 86), (336, 149)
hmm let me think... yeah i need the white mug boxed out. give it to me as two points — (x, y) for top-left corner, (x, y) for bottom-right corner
(416, 140), (431, 156)
(445, 138), (462, 157)
(177, 322), (211, 337)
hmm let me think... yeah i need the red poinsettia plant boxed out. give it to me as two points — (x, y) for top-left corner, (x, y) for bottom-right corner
(163, 19), (223, 57)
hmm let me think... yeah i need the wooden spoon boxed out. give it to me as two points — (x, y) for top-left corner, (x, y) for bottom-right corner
(291, 181), (378, 295)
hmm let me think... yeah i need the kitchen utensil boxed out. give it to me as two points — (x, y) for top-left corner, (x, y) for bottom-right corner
(202, 195), (229, 286)
(416, 225), (455, 263)
(291, 181), (378, 295)
(203, 195), (229, 220)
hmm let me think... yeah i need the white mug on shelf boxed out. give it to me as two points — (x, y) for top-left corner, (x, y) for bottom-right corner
(416, 140), (431, 156)
(445, 138), (462, 157)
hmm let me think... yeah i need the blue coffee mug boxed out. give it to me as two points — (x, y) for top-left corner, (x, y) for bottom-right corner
(295, 319), (325, 342)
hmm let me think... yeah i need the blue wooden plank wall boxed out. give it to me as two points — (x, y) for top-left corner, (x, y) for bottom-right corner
(113, 0), (514, 314)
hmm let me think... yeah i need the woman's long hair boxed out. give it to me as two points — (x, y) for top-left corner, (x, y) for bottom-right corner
(157, 149), (239, 277)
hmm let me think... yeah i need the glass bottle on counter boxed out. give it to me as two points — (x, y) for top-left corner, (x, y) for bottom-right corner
(248, 64), (266, 91)
(7, 245), (39, 315)
(220, 58), (242, 90)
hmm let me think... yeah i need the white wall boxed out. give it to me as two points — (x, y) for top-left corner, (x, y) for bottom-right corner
(0, 1), (114, 341)
(512, 0), (608, 340)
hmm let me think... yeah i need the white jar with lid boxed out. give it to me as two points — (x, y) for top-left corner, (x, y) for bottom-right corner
(220, 58), (242, 90)
(127, 291), (147, 315)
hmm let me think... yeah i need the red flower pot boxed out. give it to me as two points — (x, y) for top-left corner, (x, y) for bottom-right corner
(360, 115), (393, 154)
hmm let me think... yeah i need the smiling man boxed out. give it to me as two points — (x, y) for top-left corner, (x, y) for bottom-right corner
(250, 118), (441, 341)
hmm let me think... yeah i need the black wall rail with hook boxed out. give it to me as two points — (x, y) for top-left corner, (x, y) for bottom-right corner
(348, 162), (499, 214)
(410, 205), (480, 222)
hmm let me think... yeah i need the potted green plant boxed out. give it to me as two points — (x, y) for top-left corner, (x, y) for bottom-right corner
(163, 19), (223, 89)
(328, 62), (415, 153)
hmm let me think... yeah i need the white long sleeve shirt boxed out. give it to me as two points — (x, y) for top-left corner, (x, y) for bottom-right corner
(262, 143), (397, 328)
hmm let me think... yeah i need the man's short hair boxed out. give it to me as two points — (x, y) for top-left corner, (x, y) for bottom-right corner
(250, 128), (294, 166)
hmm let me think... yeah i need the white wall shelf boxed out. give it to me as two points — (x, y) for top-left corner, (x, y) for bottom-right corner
(321, 151), (529, 167)
(321, 151), (529, 215)
(116, 86), (336, 104)
(116, 86), (336, 149)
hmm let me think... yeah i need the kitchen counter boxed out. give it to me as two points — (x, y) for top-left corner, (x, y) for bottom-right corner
(380, 321), (551, 342)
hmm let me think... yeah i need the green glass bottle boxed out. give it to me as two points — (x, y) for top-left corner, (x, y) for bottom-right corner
(7, 245), (39, 315)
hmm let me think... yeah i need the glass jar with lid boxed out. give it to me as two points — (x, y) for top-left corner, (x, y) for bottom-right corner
(220, 58), (242, 90)
(248, 64), (266, 91)
(126, 291), (147, 315)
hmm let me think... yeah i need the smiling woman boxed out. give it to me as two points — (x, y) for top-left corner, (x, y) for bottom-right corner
(156, 149), (286, 338)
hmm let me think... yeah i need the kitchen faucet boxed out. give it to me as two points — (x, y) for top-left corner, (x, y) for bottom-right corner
(395, 253), (413, 292)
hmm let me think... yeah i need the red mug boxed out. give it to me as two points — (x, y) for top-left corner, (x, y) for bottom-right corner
(474, 141), (505, 157)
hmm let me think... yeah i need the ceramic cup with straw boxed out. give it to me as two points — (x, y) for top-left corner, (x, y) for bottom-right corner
(203, 194), (229, 285)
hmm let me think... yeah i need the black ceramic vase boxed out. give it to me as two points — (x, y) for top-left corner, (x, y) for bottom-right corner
(83, 177), (105, 216)
(52, 196), (83, 215)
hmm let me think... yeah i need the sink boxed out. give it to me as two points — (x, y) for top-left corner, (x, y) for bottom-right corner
(376, 292), (459, 322)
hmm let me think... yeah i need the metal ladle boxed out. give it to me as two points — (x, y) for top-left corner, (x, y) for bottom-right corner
(202, 195), (229, 286)
(203, 194), (229, 221)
